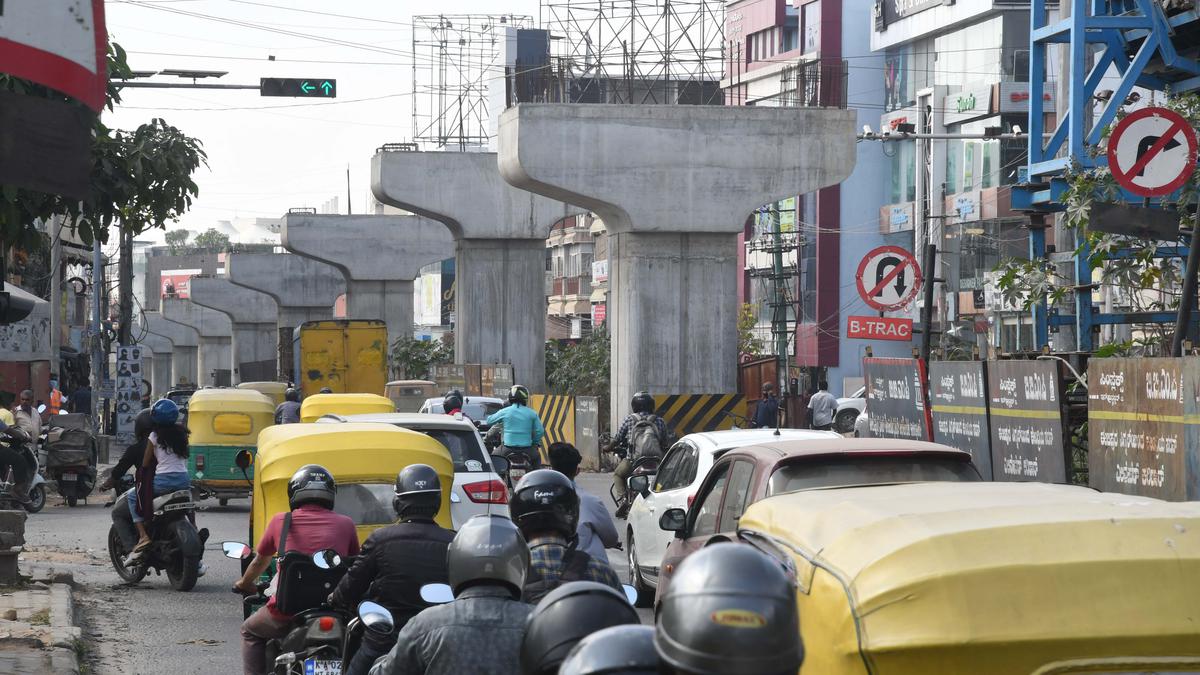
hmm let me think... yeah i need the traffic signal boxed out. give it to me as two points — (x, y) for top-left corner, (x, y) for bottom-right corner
(260, 78), (337, 98)
(0, 290), (35, 325)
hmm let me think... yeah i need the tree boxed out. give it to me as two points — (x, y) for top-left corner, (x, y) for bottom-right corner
(996, 93), (1200, 355)
(192, 228), (231, 251)
(0, 41), (207, 248)
(546, 329), (611, 427)
(390, 334), (454, 380)
(738, 303), (765, 358)
(165, 229), (191, 255)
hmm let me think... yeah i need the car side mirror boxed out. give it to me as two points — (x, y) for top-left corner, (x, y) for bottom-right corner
(490, 454), (510, 475)
(234, 450), (253, 470)
(222, 541), (252, 559)
(659, 508), (687, 534)
(628, 475), (651, 497)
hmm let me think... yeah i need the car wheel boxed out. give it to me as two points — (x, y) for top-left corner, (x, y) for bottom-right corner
(834, 409), (859, 434)
(626, 530), (653, 608)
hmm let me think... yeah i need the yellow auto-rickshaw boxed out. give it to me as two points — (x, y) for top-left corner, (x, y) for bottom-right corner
(246, 423), (453, 546)
(237, 381), (288, 406)
(385, 380), (437, 412)
(299, 393), (395, 423)
(736, 481), (1200, 675)
(186, 389), (276, 505)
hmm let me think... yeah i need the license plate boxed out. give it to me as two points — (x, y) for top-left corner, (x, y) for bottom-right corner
(510, 469), (526, 483)
(304, 659), (341, 675)
(61, 472), (77, 482)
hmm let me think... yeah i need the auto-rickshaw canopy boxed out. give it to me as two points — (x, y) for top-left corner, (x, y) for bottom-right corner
(299, 393), (394, 423)
(187, 389), (276, 446)
(738, 481), (1200, 675)
(385, 380), (437, 412)
(237, 381), (288, 406)
(250, 422), (454, 544)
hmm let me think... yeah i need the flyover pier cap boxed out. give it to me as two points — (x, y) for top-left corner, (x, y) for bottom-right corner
(144, 312), (200, 388)
(498, 104), (857, 425)
(137, 330), (177, 397)
(161, 299), (232, 387)
(189, 278), (279, 384)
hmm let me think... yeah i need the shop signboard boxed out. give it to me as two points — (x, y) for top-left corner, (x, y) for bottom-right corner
(943, 86), (995, 125)
(998, 81), (1056, 115)
(160, 270), (200, 299)
(1088, 358), (1199, 500)
(439, 258), (456, 326)
(880, 202), (914, 233)
(592, 303), (607, 326)
(875, 0), (942, 31)
(930, 361), (992, 479)
(986, 360), (1066, 483)
(953, 191), (981, 223)
(864, 357), (931, 441)
(114, 345), (143, 447)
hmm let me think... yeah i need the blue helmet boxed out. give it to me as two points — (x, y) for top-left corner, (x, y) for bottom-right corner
(150, 398), (180, 425)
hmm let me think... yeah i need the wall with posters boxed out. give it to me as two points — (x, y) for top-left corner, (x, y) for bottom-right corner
(929, 361), (992, 479)
(1088, 358), (1197, 501)
(986, 360), (1066, 482)
(864, 357), (931, 441)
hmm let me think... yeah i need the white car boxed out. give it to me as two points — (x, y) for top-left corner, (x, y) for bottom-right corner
(417, 396), (506, 422)
(835, 386), (866, 433)
(316, 412), (510, 527)
(624, 428), (841, 604)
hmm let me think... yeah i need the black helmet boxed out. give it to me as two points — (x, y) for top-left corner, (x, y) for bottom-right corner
(559, 625), (659, 675)
(134, 408), (154, 443)
(443, 389), (464, 412)
(509, 384), (531, 405)
(287, 464), (337, 510)
(520, 581), (640, 675)
(510, 470), (579, 540)
(285, 388), (300, 403)
(655, 544), (802, 675)
(319, 387), (333, 394)
(631, 391), (654, 414)
(393, 463), (442, 521)
(447, 515), (529, 599)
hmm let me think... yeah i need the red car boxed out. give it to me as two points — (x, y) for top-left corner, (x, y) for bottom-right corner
(653, 438), (982, 608)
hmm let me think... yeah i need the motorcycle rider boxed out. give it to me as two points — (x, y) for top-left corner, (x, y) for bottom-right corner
(234, 465), (360, 675)
(519, 581), (641, 675)
(368, 514), (532, 675)
(0, 419), (32, 505)
(274, 388), (302, 425)
(105, 408), (153, 543)
(654, 544), (804, 675)
(609, 391), (672, 518)
(328, 464), (454, 675)
(510, 470), (621, 603)
(441, 389), (466, 418)
(485, 385), (545, 469)
(547, 442), (619, 564)
(558, 625), (659, 675)
(125, 399), (193, 563)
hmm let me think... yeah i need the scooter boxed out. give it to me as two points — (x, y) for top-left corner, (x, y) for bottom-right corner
(225, 545), (383, 675)
(2, 427), (47, 513)
(107, 484), (208, 591)
(43, 414), (97, 507)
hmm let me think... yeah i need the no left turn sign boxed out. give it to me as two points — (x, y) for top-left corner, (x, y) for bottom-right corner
(856, 246), (922, 312)
(1107, 107), (1198, 198)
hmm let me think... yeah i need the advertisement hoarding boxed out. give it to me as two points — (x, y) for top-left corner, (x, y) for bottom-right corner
(864, 358), (930, 441)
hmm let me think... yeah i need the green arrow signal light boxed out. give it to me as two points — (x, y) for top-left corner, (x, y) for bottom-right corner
(321, 81), (333, 95)
(300, 81), (315, 94)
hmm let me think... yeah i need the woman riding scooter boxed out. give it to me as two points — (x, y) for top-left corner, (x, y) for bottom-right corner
(125, 399), (193, 564)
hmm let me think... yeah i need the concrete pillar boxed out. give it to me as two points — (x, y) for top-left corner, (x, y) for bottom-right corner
(144, 312), (200, 388)
(498, 104), (855, 425)
(162, 299), (233, 387)
(280, 214), (454, 351)
(371, 151), (579, 389)
(136, 331), (175, 399)
(226, 253), (346, 382)
(189, 278), (279, 384)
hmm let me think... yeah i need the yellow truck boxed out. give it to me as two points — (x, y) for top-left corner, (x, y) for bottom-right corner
(293, 320), (388, 397)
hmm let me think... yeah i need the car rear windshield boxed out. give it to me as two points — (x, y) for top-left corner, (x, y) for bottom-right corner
(333, 483), (399, 527)
(428, 402), (504, 420)
(767, 455), (980, 496)
(412, 428), (490, 473)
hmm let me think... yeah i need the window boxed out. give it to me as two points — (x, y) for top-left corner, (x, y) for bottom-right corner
(766, 455), (981, 496)
(781, 17), (799, 53)
(889, 140), (917, 203)
(717, 461), (756, 533)
(409, 428), (488, 472)
(802, 1), (821, 53)
(656, 443), (700, 492)
(691, 463), (731, 537)
(334, 483), (400, 527)
(212, 413), (252, 435)
(654, 444), (687, 492)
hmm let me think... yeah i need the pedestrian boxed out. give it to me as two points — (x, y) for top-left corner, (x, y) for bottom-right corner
(547, 442), (619, 564)
(808, 380), (839, 431)
(69, 381), (92, 415)
(47, 380), (63, 417)
(13, 390), (42, 453)
(753, 382), (780, 429)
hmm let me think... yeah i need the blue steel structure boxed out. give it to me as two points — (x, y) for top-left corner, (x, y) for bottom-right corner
(1013, 0), (1200, 350)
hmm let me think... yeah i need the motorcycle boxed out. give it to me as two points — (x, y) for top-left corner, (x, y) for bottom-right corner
(608, 445), (660, 519)
(107, 484), (208, 591)
(43, 413), (97, 507)
(2, 427), (46, 513)
(225, 544), (386, 675)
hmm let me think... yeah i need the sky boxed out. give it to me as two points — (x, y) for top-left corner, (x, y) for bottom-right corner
(103, 0), (542, 241)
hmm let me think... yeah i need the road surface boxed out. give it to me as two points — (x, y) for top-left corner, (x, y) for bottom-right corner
(21, 471), (639, 674)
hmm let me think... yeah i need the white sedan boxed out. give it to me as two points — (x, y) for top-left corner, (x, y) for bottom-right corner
(835, 386), (866, 433)
(624, 427), (840, 605)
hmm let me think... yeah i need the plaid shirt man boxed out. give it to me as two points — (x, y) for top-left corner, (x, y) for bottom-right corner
(612, 413), (673, 455)
(527, 534), (621, 593)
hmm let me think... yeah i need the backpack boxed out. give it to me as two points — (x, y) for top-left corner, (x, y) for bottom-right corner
(629, 413), (665, 460)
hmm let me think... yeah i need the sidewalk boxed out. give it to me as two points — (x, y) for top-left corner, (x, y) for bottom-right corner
(0, 573), (82, 674)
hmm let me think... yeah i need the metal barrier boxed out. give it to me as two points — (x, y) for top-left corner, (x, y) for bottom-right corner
(652, 394), (746, 439)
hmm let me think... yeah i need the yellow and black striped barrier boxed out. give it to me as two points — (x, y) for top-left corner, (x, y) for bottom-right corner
(530, 394), (577, 463)
(653, 394), (746, 439)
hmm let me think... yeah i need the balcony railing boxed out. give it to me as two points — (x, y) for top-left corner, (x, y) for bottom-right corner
(779, 59), (848, 109)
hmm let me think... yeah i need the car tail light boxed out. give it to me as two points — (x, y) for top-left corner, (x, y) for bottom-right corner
(318, 616), (334, 632)
(195, 454), (205, 470)
(463, 480), (509, 504)
(686, 493), (696, 510)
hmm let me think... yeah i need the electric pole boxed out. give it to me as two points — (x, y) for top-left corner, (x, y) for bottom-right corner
(49, 216), (62, 381)
(90, 239), (103, 432)
(118, 229), (133, 346)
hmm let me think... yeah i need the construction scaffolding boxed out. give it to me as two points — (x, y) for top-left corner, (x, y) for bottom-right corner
(411, 14), (534, 150)
(539, 0), (725, 105)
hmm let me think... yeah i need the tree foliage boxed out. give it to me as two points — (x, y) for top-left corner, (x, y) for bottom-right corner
(192, 228), (231, 251)
(996, 94), (1200, 354)
(0, 41), (207, 247)
(389, 334), (454, 380)
(738, 303), (765, 357)
(165, 229), (191, 254)
(546, 329), (611, 426)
